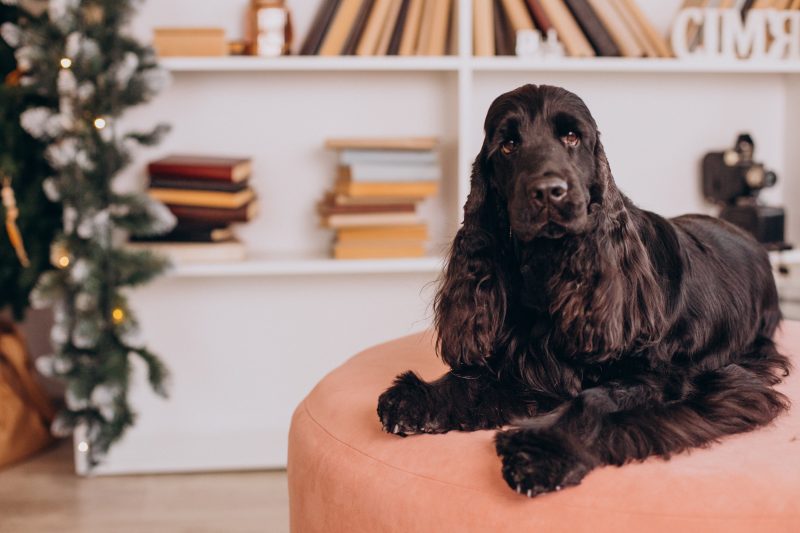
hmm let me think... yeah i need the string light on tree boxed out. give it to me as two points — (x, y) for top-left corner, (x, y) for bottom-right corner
(111, 307), (125, 324)
(1, 0), (176, 468)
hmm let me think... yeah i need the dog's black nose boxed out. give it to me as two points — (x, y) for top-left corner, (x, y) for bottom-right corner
(530, 177), (569, 205)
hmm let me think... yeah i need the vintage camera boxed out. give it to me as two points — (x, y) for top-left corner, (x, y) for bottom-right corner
(702, 133), (788, 249)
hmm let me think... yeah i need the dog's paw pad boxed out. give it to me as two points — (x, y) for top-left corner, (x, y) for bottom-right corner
(377, 372), (438, 436)
(496, 429), (592, 497)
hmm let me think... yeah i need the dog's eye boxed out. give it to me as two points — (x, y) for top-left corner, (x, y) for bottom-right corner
(500, 139), (518, 155)
(562, 132), (580, 147)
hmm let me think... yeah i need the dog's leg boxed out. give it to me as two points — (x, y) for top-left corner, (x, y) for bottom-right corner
(495, 360), (789, 497)
(377, 368), (530, 436)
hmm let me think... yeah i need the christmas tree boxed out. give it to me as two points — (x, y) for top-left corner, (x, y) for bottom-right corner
(0, 1), (60, 320)
(1, 0), (176, 466)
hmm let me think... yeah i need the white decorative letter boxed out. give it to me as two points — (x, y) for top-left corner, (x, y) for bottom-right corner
(721, 9), (767, 59)
(671, 8), (704, 58)
(766, 10), (800, 60)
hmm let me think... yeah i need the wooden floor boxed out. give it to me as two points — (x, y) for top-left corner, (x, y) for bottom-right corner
(0, 440), (290, 533)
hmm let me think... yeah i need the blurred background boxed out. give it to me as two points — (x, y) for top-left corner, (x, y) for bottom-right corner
(2, 0), (799, 531)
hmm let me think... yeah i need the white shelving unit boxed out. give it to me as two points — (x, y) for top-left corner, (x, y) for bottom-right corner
(80, 0), (800, 475)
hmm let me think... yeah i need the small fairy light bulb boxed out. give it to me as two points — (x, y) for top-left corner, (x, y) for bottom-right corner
(60, 57), (73, 69)
(93, 117), (107, 130)
(111, 307), (125, 324)
(77, 441), (89, 453)
(51, 242), (71, 269)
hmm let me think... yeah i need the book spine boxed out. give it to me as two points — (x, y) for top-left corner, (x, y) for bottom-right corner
(619, 0), (672, 57)
(148, 166), (238, 182)
(539, 0), (596, 57)
(500, 0), (536, 32)
(494, 0), (516, 55)
(563, 0), (621, 56)
(415, 0), (436, 54)
(167, 204), (255, 223)
(586, 0), (644, 57)
(609, 0), (657, 57)
(339, 149), (439, 165)
(398, 0), (425, 55)
(342, 0), (376, 55)
(387, 0), (412, 54)
(474, 0), (496, 56)
(343, 163), (442, 182)
(300, 0), (341, 55)
(357, 0), (393, 55)
(426, 0), (452, 55)
(376, 0), (405, 55)
(319, 0), (365, 56)
(525, 0), (553, 32)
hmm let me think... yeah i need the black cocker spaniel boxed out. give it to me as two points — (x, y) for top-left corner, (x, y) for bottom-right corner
(377, 84), (791, 497)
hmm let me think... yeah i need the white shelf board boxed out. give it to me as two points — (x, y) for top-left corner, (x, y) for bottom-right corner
(165, 252), (444, 278)
(471, 57), (800, 74)
(161, 56), (800, 75)
(161, 55), (461, 72)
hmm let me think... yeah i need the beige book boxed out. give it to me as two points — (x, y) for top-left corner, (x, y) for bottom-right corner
(610, 0), (658, 57)
(333, 242), (426, 259)
(474, 0), (495, 56)
(717, 0), (737, 7)
(399, 0), (426, 55)
(790, 0), (800, 8)
(326, 137), (439, 150)
(153, 28), (227, 57)
(357, 0), (393, 55)
(448, 0), (459, 55)
(375, 0), (405, 55)
(427, 0), (452, 55)
(323, 212), (421, 228)
(619, 0), (672, 57)
(337, 224), (429, 242)
(500, 0), (535, 32)
(415, 0), (436, 54)
(149, 188), (255, 209)
(587, 0), (644, 57)
(540, 0), (595, 57)
(319, 0), (365, 56)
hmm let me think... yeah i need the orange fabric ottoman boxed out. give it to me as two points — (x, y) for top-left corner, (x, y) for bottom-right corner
(287, 323), (800, 533)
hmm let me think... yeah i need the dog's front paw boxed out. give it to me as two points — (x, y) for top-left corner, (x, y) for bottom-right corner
(377, 371), (440, 437)
(495, 429), (595, 498)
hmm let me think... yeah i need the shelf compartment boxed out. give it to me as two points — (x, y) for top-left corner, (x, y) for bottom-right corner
(164, 252), (445, 278)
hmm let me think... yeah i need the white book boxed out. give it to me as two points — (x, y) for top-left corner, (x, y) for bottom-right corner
(339, 149), (439, 166)
(343, 163), (442, 183)
(323, 213), (422, 228)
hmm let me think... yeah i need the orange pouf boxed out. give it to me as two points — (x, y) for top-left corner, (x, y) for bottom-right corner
(288, 324), (800, 533)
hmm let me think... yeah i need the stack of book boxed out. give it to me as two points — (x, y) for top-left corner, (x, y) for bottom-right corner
(134, 155), (259, 263)
(301, 0), (456, 56)
(474, 0), (672, 58)
(320, 137), (439, 260)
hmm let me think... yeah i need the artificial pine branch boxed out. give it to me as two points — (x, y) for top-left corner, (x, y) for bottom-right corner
(1, 0), (175, 467)
(0, 1), (60, 319)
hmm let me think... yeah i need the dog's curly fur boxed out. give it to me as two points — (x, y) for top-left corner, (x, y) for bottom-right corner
(377, 85), (792, 497)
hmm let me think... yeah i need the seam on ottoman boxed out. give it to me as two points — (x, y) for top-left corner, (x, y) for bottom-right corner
(299, 400), (800, 522)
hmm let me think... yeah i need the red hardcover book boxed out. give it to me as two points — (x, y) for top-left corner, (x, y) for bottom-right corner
(525, 0), (552, 33)
(148, 155), (252, 183)
(167, 201), (259, 224)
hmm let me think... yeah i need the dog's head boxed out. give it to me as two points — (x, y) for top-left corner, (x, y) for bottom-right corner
(468, 85), (614, 242)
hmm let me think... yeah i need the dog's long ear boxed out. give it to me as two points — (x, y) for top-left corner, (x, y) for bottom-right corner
(434, 143), (510, 369)
(553, 138), (665, 357)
